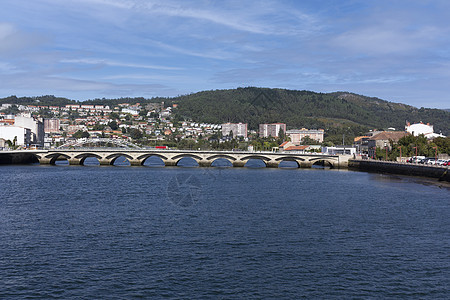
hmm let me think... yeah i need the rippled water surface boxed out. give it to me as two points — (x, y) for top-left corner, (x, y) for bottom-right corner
(1, 164), (449, 299)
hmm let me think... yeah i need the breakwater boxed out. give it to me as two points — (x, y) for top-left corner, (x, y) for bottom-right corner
(349, 159), (450, 182)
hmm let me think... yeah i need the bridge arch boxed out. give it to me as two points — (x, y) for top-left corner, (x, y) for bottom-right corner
(275, 156), (306, 162)
(137, 153), (168, 161)
(210, 157), (233, 167)
(141, 155), (165, 167)
(45, 153), (71, 165)
(171, 154), (204, 167)
(74, 153), (103, 165)
(240, 155), (272, 162)
(176, 156), (200, 167)
(278, 159), (300, 168)
(106, 153), (134, 166)
(206, 154), (237, 162)
(171, 154), (203, 161)
(244, 158), (267, 168)
(311, 158), (335, 169)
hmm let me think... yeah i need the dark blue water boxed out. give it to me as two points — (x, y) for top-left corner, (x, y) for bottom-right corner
(1, 163), (449, 299)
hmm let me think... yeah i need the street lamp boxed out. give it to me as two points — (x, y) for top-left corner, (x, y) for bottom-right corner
(433, 146), (437, 164)
(384, 142), (388, 161)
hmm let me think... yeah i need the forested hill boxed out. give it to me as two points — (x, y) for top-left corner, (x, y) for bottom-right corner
(172, 87), (450, 136)
(1, 88), (449, 138)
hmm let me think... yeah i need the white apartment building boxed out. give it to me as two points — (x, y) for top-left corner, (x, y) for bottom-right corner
(221, 122), (248, 139)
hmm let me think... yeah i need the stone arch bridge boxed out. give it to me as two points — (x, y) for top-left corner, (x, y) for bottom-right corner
(35, 149), (350, 168)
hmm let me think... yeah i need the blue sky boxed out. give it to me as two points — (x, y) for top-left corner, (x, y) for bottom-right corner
(0, 0), (449, 108)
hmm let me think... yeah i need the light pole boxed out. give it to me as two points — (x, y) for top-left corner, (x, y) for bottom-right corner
(384, 142), (388, 160)
(433, 146), (437, 164)
(413, 146), (418, 159)
(398, 146), (402, 162)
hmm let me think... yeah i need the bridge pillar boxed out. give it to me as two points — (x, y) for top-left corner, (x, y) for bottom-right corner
(68, 158), (82, 165)
(129, 159), (142, 166)
(298, 161), (312, 168)
(232, 160), (246, 167)
(266, 160), (279, 168)
(198, 160), (212, 167)
(164, 159), (177, 167)
(99, 159), (112, 166)
(39, 158), (52, 164)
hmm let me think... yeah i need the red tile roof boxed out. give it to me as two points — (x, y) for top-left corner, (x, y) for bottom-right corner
(285, 145), (309, 151)
(369, 131), (408, 141)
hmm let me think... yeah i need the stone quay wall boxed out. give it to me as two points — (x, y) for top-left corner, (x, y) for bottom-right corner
(349, 159), (450, 182)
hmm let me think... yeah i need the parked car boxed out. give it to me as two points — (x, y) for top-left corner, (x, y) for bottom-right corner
(421, 157), (436, 165)
(435, 159), (446, 166)
(443, 160), (450, 166)
(408, 156), (425, 163)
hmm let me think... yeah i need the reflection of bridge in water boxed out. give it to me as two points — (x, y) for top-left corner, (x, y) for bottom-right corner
(35, 149), (350, 168)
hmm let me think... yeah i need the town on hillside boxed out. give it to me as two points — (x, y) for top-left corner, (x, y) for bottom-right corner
(0, 102), (448, 163)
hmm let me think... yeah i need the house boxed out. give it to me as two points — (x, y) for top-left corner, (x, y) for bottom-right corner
(405, 122), (445, 139)
(284, 145), (311, 152)
(367, 131), (408, 157)
(279, 141), (295, 150)
(353, 136), (370, 154)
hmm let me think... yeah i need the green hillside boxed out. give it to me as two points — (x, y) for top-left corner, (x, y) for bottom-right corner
(172, 87), (449, 141)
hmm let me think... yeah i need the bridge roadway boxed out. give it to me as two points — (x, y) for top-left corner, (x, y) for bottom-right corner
(33, 149), (350, 168)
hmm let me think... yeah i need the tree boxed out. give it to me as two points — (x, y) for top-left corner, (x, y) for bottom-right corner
(139, 109), (148, 117)
(433, 137), (450, 155)
(109, 112), (120, 120)
(5, 136), (18, 149)
(73, 130), (90, 139)
(129, 128), (142, 140)
(177, 138), (196, 150)
(93, 124), (105, 131)
(109, 120), (119, 130)
(301, 136), (320, 145)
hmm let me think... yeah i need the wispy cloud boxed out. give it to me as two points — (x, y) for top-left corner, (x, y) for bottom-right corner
(0, 22), (46, 54)
(0, 73), (179, 98)
(75, 0), (318, 36)
(332, 23), (442, 55)
(60, 58), (183, 71)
